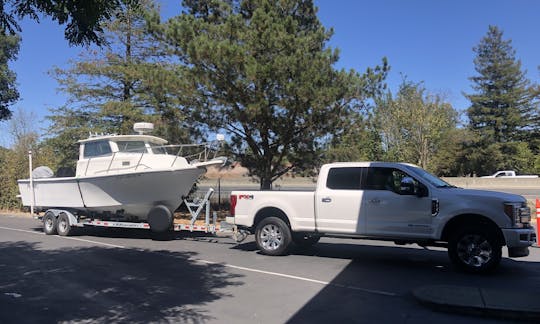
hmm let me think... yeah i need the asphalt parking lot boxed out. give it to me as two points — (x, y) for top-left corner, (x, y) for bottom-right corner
(1, 214), (539, 323)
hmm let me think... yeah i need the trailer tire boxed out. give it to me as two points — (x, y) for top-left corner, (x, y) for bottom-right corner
(448, 226), (502, 273)
(148, 205), (173, 233)
(57, 213), (72, 236)
(43, 211), (58, 235)
(255, 217), (291, 256)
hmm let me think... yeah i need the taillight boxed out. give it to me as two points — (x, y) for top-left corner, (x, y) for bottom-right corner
(230, 194), (237, 217)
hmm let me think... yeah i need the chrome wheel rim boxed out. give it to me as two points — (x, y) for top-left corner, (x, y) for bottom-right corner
(259, 224), (283, 251)
(456, 234), (492, 268)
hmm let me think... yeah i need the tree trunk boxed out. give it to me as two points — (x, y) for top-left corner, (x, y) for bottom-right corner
(260, 178), (273, 190)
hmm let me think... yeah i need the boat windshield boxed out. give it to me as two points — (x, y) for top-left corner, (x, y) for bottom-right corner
(150, 143), (168, 154)
(116, 140), (147, 153)
(403, 164), (455, 188)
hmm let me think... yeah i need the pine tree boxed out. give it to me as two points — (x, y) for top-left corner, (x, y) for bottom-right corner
(155, 0), (388, 189)
(466, 25), (537, 144)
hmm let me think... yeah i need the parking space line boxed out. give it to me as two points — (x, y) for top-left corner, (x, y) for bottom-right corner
(0, 226), (125, 249)
(192, 258), (398, 297)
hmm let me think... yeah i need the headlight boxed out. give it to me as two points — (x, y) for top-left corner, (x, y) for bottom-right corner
(504, 202), (531, 228)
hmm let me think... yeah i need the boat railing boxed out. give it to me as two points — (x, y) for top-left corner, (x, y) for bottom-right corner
(85, 141), (223, 176)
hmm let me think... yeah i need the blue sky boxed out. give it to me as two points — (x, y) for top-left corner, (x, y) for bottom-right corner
(1, 0), (540, 146)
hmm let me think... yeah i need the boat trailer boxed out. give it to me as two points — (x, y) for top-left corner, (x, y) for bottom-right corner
(37, 188), (249, 243)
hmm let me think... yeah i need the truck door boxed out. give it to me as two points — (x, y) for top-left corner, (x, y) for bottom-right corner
(363, 167), (433, 238)
(315, 167), (365, 234)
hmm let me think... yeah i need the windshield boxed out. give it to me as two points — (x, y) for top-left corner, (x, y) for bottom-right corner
(403, 165), (454, 188)
(149, 142), (168, 154)
(116, 141), (147, 153)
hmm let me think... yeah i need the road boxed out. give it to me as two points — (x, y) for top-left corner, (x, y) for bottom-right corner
(1, 214), (540, 323)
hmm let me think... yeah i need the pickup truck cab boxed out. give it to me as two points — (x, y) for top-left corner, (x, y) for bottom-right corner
(229, 162), (535, 273)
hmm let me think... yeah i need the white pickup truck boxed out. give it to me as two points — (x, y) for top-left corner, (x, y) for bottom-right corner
(481, 170), (538, 178)
(229, 162), (535, 273)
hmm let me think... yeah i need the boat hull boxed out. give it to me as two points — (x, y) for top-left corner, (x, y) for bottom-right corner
(18, 167), (205, 219)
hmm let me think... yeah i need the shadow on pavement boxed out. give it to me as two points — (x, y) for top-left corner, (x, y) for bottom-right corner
(233, 239), (540, 322)
(281, 242), (540, 323)
(0, 241), (243, 323)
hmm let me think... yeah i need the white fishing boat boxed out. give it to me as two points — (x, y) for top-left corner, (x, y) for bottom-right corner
(17, 123), (225, 230)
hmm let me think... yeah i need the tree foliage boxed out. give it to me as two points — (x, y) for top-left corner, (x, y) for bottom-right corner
(374, 79), (458, 170)
(0, 0), (132, 46)
(47, 0), (193, 166)
(0, 31), (20, 120)
(153, 0), (388, 189)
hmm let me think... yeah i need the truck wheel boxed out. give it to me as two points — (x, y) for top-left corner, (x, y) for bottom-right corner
(448, 227), (502, 273)
(255, 217), (292, 256)
(43, 211), (58, 235)
(292, 233), (320, 248)
(56, 213), (72, 236)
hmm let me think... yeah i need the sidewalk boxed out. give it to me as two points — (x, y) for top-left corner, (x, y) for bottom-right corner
(413, 285), (540, 321)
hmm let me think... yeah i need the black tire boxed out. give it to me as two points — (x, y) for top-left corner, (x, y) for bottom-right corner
(448, 226), (502, 273)
(255, 217), (292, 256)
(147, 205), (173, 233)
(292, 233), (320, 248)
(43, 212), (58, 235)
(56, 213), (72, 236)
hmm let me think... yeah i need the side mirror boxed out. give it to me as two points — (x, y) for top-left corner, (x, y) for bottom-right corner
(400, 177), (415, 195)
(417, 183), (428, 197)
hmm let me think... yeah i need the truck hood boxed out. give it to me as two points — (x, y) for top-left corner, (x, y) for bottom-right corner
(443, 187), (526, 203)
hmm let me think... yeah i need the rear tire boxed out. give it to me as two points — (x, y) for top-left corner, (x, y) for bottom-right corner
(56, 213), (72, 236)
(43, 211), (57, 235)
(255, 217), (292, 256)
(448, 226), (502, 273)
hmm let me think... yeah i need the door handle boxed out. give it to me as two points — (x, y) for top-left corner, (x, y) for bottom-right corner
(369, 198), (381, 204)
(322, 197), (332, 203)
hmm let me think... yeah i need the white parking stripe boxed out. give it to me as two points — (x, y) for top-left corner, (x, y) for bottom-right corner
(0, 226), (125, 249)
(192, 258), (398, 296)
(1, 225), (397, 297)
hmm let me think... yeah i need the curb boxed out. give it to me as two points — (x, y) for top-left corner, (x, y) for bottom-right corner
(413, 285), (540, 321)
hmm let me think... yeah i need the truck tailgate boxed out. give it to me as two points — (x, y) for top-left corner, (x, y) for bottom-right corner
(231, 190), (316, 231)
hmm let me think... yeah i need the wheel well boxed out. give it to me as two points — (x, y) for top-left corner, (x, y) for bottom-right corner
(441, 214), (505, 245)
(253, 207), (290, 230)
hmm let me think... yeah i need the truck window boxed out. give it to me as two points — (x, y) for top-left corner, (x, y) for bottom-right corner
(363, 167), (419, 194)
(84, 140), (112, 158)
(326, 167), (362, 190)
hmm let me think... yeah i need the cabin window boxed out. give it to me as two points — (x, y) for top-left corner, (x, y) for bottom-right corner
(84, 141), (112, 158)
(116, 141), (147, 153)
(326, 167), (362, 190)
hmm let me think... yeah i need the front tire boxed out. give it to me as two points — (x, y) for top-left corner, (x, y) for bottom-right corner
(255, 217), (292, 256)
(448, 227), (502, 273)
(43, 211), (57, 235)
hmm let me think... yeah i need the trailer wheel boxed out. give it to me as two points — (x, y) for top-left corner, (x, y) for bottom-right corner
(56, 213), (72, 236)
(448, 226), (502, 273)
(255, 217), (291, 256)
(43, 211), (57, 235)
(292, 233), (320, 248)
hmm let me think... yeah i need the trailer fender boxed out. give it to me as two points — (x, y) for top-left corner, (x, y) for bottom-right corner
(46, 209), (80, 227)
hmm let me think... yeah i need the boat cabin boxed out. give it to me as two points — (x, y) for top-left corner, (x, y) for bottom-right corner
(76, 134), (191, 177)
